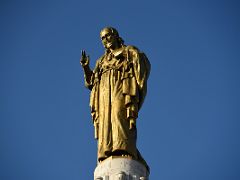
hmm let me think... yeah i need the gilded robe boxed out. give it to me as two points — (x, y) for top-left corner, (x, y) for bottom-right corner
(85, 45), (150, 163)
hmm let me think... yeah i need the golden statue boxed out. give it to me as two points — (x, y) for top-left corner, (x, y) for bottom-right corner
(80, 27), (150, 170)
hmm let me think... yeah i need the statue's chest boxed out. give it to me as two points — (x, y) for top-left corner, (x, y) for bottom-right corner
(100, 56), (125, 72)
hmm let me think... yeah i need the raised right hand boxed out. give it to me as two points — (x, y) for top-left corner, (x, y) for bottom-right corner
(80, 50), (90, 67)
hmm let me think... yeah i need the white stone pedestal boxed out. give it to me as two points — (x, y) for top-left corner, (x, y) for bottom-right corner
(94, 156), (149, 180)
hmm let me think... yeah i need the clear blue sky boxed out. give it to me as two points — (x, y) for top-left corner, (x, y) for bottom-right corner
(1, 0), (240, 179)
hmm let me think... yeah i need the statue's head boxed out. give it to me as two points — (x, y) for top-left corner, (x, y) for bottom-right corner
(100, 27), (124, 51)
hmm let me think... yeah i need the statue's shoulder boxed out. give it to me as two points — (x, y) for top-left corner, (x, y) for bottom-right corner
(125, 45), (140, 53)
(97, 54), (105, 62)
(126, 45), (151, 70)
(125, 45), (149, 60)
(95, 54), (105, 66)
(92, 54), (105, 72)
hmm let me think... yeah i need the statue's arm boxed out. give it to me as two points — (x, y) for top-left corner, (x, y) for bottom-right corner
(128, 46), (150, 109)
(80, 50), (93, 90)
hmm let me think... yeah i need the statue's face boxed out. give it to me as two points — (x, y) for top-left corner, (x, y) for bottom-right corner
(100, 28), (119, 50)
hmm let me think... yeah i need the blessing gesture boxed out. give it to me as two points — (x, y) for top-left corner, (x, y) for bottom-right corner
(80, 50), (90, 67)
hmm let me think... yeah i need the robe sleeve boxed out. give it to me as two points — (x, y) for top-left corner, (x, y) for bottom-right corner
(128, 46), (151, 109)
(88, 58), (103, 139)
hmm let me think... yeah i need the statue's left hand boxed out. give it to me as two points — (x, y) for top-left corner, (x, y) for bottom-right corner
(129, 119), (136, 130)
